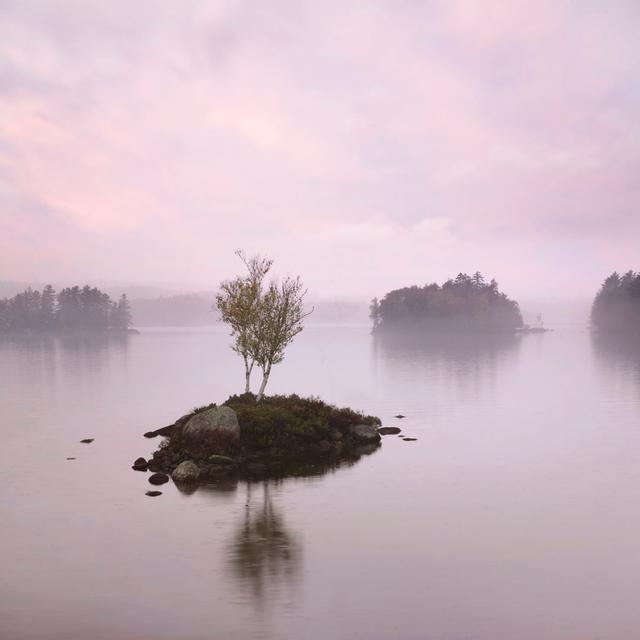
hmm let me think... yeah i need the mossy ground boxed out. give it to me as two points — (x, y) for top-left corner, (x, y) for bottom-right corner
(146, 393), (381, 480)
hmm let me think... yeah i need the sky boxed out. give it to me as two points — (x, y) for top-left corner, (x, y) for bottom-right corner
(1, 0), (639, 300)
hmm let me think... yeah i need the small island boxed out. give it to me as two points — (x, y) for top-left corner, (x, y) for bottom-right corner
(139, 393), (384, 483)
(136, 252), (392, 491)
(0, 285), (134, 333)
(370, 272), (523, 333)
(591, 271), (640, 336)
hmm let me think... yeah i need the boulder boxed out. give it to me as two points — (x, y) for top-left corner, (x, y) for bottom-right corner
(146, 491), (162, 497)
(403, 437), (417, 442)
(148, 472), (169, 486)
(348, 423), (381, 442)
(172, 460), (201, 483)
(80, 438), (94, 444)
(378, 426), (401, 435)
(183, 406), (240, 443)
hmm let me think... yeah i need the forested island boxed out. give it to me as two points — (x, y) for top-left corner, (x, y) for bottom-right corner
(591, 271), (640, 335)
(0, 285), (133, 333)
(370, 272), (523, 333)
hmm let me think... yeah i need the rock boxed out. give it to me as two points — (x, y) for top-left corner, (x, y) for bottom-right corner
(378, 426), (401, 435)
(318, 440), (333, 453)
(66, 457), (76, 460)
(347, 423), (381, 442)
(148, 472), (170, 485)
(80, 438), (94, 444)
(146, 491), (162, 497)
(208, 454), (234, 465)
(132, 457), (148, 471)
(183, 406), (240, 443)
(172, 460), (200, 483)
(394, 414), (406, 419)
(403, 437), (417, 442)
(144, 424), (175, 439)
(329, 429), (343, 441)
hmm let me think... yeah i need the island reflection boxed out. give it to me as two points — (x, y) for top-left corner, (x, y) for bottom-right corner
(373, 330), (522, 399)
(591, 331), (640, 393)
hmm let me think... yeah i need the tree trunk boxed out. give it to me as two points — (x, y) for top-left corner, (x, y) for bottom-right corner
(256, 364), (271, 402)
(243, 357), (254, 394)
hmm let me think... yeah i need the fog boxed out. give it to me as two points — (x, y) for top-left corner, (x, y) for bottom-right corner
(3, 3), (640, 640)
(2, 1), (640, 300)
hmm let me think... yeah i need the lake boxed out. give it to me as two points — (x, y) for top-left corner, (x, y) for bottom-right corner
(1, 323), (640, 640)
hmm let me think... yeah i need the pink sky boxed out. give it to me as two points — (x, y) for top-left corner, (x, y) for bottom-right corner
(1, 0), (639, 299)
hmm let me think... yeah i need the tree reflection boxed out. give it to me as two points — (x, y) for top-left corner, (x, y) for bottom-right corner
(591, 331), (640, 393)
(373, 330), (521, 400)
(228, 481), (301, 608)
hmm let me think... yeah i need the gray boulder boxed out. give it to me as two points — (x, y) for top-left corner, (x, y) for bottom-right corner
(172, 460), (201, 483)
(348, 423), (380, 442)
(183, 406), (240, 443)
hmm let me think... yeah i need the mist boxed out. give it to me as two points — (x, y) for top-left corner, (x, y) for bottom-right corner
(2, 1), (640, 300)
(2, 3), (640, 640)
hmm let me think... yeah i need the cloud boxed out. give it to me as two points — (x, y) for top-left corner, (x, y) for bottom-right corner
(0, 0), (639, 297)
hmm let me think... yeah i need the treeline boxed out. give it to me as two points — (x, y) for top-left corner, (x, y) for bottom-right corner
(0, 285), (133, 333)
(370, 272), (523, 333)
(591, 271), (640, 334)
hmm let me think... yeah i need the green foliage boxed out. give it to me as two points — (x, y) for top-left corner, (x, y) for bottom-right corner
(226, 393), (380, 451)
(591, 271), (640, 334)
(216, 251), (311, 399)
(372, 272), (522, 333)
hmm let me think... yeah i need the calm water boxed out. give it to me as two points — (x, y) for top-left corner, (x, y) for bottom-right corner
(2, 324), (640, 640)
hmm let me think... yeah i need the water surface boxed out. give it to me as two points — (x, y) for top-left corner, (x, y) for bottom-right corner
(2, 325), (640, 639)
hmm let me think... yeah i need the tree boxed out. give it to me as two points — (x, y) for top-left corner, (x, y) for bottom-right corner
(369, 297), (381, 329)
(40, 285), (56, 330)
(216, 251), (273, 393)
(591, 270), (640, 333)
(252, 276), (312, 402)
(111, 294), (133, 331)
(372, 272), (522, 333)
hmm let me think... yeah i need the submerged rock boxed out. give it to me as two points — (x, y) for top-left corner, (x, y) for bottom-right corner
(378, 426), (401, 435)
(146, 491), (162, 497)
(183, 406), (240, 443)
(348, 423), (380, 442)
(394, 414), (406, 419)
(148, 472), (169, 485)
(80, 438), (94, 444)
(403, 437), (417, 442)
(66, 457), (76, 460)
(172, 460), (200, 483)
